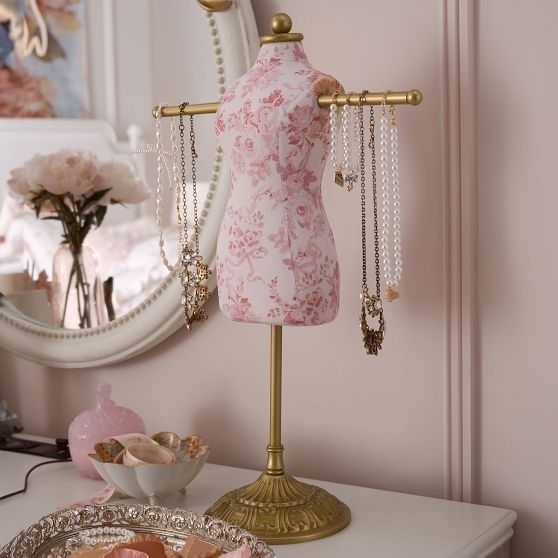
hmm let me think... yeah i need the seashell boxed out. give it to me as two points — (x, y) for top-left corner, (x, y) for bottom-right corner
(152, 431), (182, 451)
(94, 441), (125, 463)
(111, 433), (158, 448)
(122, 443), (177, 467)
(184, 435), (204, 459)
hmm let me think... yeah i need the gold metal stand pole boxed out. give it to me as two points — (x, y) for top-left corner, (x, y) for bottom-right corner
(152, 88), (422, 118)
(266, 325), (284, 476)
(205, 326), (351, 544)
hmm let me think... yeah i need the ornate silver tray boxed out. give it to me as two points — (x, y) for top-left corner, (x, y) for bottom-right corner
(0, 504), (276, 558)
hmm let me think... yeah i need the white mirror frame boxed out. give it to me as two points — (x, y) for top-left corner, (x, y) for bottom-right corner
(0, 0), (260, 368)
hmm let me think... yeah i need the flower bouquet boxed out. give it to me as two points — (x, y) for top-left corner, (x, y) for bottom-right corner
(7, 149), (150, 328)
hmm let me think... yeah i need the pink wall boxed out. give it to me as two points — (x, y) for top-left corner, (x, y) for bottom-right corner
(476, 0), (558, 556)
(0, 1), (557, 556)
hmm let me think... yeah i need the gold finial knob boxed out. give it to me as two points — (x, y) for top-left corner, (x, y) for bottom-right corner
(406, 89), (423, 106)
(260, 12), (304, 44)
(271, 13), (292, 34)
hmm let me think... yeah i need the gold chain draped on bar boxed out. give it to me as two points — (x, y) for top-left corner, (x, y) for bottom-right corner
(151, 88), (423, 118)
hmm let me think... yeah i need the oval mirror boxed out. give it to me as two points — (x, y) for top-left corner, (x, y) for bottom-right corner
(0, 0), (259, 367)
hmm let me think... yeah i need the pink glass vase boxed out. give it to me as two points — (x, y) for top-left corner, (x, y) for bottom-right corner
(68, 383), (146, 479)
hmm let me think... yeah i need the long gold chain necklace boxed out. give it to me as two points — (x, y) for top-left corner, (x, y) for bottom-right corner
(358, 93), (385, 355)
(178, 103), (211, 329)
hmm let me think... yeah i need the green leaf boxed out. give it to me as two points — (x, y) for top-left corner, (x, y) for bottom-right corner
(81, 188), (112, 213)
(95, 204), (108, 228)
(79, 213), (95, 244)
(32, 192), (52, 217)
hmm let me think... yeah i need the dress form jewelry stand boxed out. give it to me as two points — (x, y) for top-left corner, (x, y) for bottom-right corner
(152, 11), (422, 545)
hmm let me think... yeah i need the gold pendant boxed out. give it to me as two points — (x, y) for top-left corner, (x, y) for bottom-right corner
(334, 169), (344, 187)
(196, 262), (212, 281)
(180, 248), (211, 329)
(385, 286), (400, 302)
(192, 305), (208, 322)
(360, 292), (385, 356)
(194, 284), (210, 302)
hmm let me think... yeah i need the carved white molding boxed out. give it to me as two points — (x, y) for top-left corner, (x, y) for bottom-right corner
(441, 0), (478, 503)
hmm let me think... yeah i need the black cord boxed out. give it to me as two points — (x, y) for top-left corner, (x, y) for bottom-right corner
(0, 458), (71, 502)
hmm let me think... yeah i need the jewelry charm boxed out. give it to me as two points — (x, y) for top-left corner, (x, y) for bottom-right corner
(178, 103), (212, 329)
(142, 102), (211, 330)
(358, 92), (385, 356)
(341, 93), (357, 190)
(379, 91), (403, 301)
(329, 93), (344, 186)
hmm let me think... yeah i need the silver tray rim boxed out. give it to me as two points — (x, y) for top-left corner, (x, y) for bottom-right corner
(0, 503), (276, 558)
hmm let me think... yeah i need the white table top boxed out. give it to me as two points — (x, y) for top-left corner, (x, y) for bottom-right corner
(0, 451), (516, 557)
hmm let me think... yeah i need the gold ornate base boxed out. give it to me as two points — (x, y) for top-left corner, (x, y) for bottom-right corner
(205, 471), (351, 545)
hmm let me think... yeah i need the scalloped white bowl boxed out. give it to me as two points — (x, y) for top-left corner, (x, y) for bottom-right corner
(89, 447), (209, 504)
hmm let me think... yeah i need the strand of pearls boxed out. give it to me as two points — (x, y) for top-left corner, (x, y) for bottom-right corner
(379, 102), (402, 300)
(78, 526), (134, 549)
(379, 107), (392, 288)
(341, 103), (352, 189)
(132, 104), (179, 272)
(154, 104), (178, 272)
(389, 107), (403, 290)
(329, 101), (339, 174)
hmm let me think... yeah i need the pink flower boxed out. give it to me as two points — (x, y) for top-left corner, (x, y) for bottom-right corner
(34, 149), (99, 196)
(94, 160), (150, 204)
(7, 167), (29, 197)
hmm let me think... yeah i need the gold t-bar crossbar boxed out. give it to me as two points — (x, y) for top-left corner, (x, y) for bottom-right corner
(151, 88), (423, 118)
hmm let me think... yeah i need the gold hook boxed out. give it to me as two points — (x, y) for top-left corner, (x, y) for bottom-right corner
(359, 90), (368, 106)
(381, 90), (391, 115)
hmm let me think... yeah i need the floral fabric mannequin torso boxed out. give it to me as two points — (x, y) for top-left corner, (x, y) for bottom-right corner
(215, 41), (340, 326)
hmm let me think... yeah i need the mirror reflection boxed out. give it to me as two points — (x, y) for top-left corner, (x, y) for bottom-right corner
(0, 0), (218, 330)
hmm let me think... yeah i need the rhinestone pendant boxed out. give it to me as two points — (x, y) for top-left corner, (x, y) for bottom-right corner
(344, 171), (358, 191)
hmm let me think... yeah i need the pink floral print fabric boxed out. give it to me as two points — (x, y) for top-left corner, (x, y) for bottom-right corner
(215, 42), (340, 326)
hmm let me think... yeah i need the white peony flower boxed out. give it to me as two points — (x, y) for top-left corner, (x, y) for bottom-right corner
(95, 160), (151, 205)
(31, 149), (99, 196)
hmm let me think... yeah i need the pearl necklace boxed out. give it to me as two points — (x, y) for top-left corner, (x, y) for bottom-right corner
(379, 98), (402, 302)
(329, 99), (344, 187)
(135, 102), (211, 328)
(132, 103), (179, 272)
(329, 93), (357, 190)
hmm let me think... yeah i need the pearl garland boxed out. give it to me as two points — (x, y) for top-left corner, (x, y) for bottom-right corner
(379, 103), (402, 300)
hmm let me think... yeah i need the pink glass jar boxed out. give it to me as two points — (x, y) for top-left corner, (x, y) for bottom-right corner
(68, 383), (145, 478)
